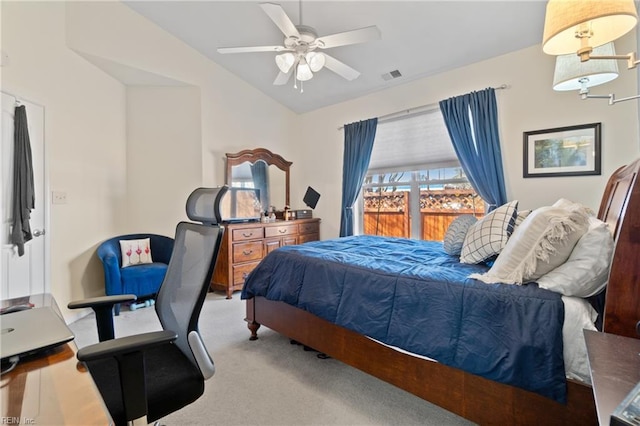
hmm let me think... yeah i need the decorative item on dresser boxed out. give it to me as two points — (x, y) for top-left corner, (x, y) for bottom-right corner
(210, 148), (321, 298)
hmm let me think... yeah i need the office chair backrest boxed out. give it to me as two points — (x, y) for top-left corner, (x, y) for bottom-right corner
(155, 186), (227, 379)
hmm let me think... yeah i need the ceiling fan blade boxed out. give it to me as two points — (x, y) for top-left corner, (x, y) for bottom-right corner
(323, 54), (360, 81)
(273, 70), (293, 86)
(316, 26), (381, 49)
(217, 45), (289, 54)
(260, 3), (301, 39)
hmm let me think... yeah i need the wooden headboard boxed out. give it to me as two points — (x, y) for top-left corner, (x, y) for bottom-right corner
(597, 158), (640, 338)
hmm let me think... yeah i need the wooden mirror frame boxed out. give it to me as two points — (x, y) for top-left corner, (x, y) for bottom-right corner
(225, 148), (292, 207)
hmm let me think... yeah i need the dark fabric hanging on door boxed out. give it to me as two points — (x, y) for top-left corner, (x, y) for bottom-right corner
(10, 105), (35, 256)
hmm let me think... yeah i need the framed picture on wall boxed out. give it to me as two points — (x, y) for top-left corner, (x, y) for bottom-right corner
(523, 122), (601, 178)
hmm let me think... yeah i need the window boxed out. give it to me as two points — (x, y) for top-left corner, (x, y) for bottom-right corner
(359, 108), (484, 240)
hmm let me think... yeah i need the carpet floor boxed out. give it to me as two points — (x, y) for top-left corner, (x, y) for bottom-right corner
(70, 292), (475, 426)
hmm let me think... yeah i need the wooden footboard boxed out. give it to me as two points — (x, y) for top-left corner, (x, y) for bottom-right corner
(246, 296), (596, 425)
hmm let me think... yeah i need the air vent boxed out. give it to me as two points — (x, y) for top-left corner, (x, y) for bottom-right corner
(381, 70), (402, 81)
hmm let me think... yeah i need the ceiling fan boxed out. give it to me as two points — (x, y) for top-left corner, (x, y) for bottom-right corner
(217, 2), (381, 89)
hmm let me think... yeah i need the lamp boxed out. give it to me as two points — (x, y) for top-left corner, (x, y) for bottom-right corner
(542, 0), (640, 105)
(306, 52), (325, 72)
(553, 42), (619, 91)
(275, 53), (295, 74)
(542, 0), (637, 61)
(296, 57), (313, 81)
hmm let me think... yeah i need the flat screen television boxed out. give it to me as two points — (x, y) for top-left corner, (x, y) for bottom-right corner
(220, 187), (262, 223)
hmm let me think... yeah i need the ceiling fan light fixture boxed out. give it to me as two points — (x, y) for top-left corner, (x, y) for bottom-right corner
(306, 52), (326, 72)
(275, 52), (295, 73)
(297, 58), (313, 81)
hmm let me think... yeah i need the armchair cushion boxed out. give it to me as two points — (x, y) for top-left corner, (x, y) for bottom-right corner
(120, 264), (169, 297)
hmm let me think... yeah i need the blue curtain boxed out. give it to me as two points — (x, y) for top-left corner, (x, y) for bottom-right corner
(250, 161), (269, 210)
(439, 88), (507, 211)
(340, 118), (378, 237)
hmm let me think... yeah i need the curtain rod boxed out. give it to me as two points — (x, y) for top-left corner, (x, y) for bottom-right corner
(337, 84), (509, 131)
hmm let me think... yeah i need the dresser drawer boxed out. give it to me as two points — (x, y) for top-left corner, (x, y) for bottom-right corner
(298, 222), (319, 235)
(232, 227), (264, 242)
(265, 224), (297, 238)
(233, 261), (261, 285)
(298, 233), (319, 244)
(232, 241), (263, 263)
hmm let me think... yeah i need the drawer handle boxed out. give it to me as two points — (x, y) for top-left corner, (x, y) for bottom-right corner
(242, 272), (249, 279)
(242, 232), (253, 238)
(278, 229), (287, 234)
(242, 250), (253, 256)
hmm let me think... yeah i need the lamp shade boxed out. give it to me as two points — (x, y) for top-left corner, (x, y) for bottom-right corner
(275, 53), (295, 73)
(553, 42), (619, 90)
(306, 52), (326, 72)
(542, 0), (638, 55)
(297, 58), (313, 81)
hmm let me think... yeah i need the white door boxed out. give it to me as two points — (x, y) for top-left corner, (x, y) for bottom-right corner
(1, 93), (47, 299)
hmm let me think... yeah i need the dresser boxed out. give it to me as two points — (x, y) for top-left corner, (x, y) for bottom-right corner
(211, 218), (320, 298)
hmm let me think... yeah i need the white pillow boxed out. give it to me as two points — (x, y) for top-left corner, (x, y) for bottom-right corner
(562, 295), (597, 383)
(443, 214), (477, 256)
(537, 217), (613, 297)
(552, 198), (595, 217)
(470, 206), (589, 284)
(460, 200), (518, 264)
(120, 238), (153, 268)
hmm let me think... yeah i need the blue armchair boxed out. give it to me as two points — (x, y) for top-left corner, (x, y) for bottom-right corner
(97, 233), (174, 315)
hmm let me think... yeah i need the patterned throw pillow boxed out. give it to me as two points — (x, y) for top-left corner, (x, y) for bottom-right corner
(459, 200), (518, 264)
(120, 238), (153, 268)
(443, 215), (478, 256)
(514, 209), (532, 229)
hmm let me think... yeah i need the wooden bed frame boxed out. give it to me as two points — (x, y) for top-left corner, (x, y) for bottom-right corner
(245, 158), (640, 425)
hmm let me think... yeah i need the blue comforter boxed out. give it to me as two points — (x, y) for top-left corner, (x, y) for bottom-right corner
(241, 235), (566, 402)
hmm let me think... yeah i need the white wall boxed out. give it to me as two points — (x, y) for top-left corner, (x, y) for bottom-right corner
(64, 1), (296, 187)
(126, 86), (202, 236)
(1, 1), (128, 317)
(295, 32), (639, 239)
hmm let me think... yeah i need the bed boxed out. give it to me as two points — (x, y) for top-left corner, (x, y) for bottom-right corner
(241, 158), (640, 425)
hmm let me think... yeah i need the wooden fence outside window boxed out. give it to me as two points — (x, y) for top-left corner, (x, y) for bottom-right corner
(363, 189), (485, 241)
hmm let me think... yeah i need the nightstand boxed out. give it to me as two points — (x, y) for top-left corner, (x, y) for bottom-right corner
(584, 329), (640, 425)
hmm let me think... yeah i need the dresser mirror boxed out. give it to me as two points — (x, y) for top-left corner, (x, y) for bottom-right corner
(226, 148), (291, 212)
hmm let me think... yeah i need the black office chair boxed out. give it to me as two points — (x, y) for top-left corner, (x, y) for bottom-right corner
(69, 186), (227, 425)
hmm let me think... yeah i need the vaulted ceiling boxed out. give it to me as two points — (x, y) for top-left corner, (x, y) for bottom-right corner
(124, 1), (547, 114)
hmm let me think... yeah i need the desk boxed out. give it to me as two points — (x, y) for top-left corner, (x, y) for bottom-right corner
(585, 329), (640, 426)
(1, 293), (112, 425)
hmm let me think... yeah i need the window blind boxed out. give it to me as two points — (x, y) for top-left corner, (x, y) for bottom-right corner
(368, 109), (458, 172)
